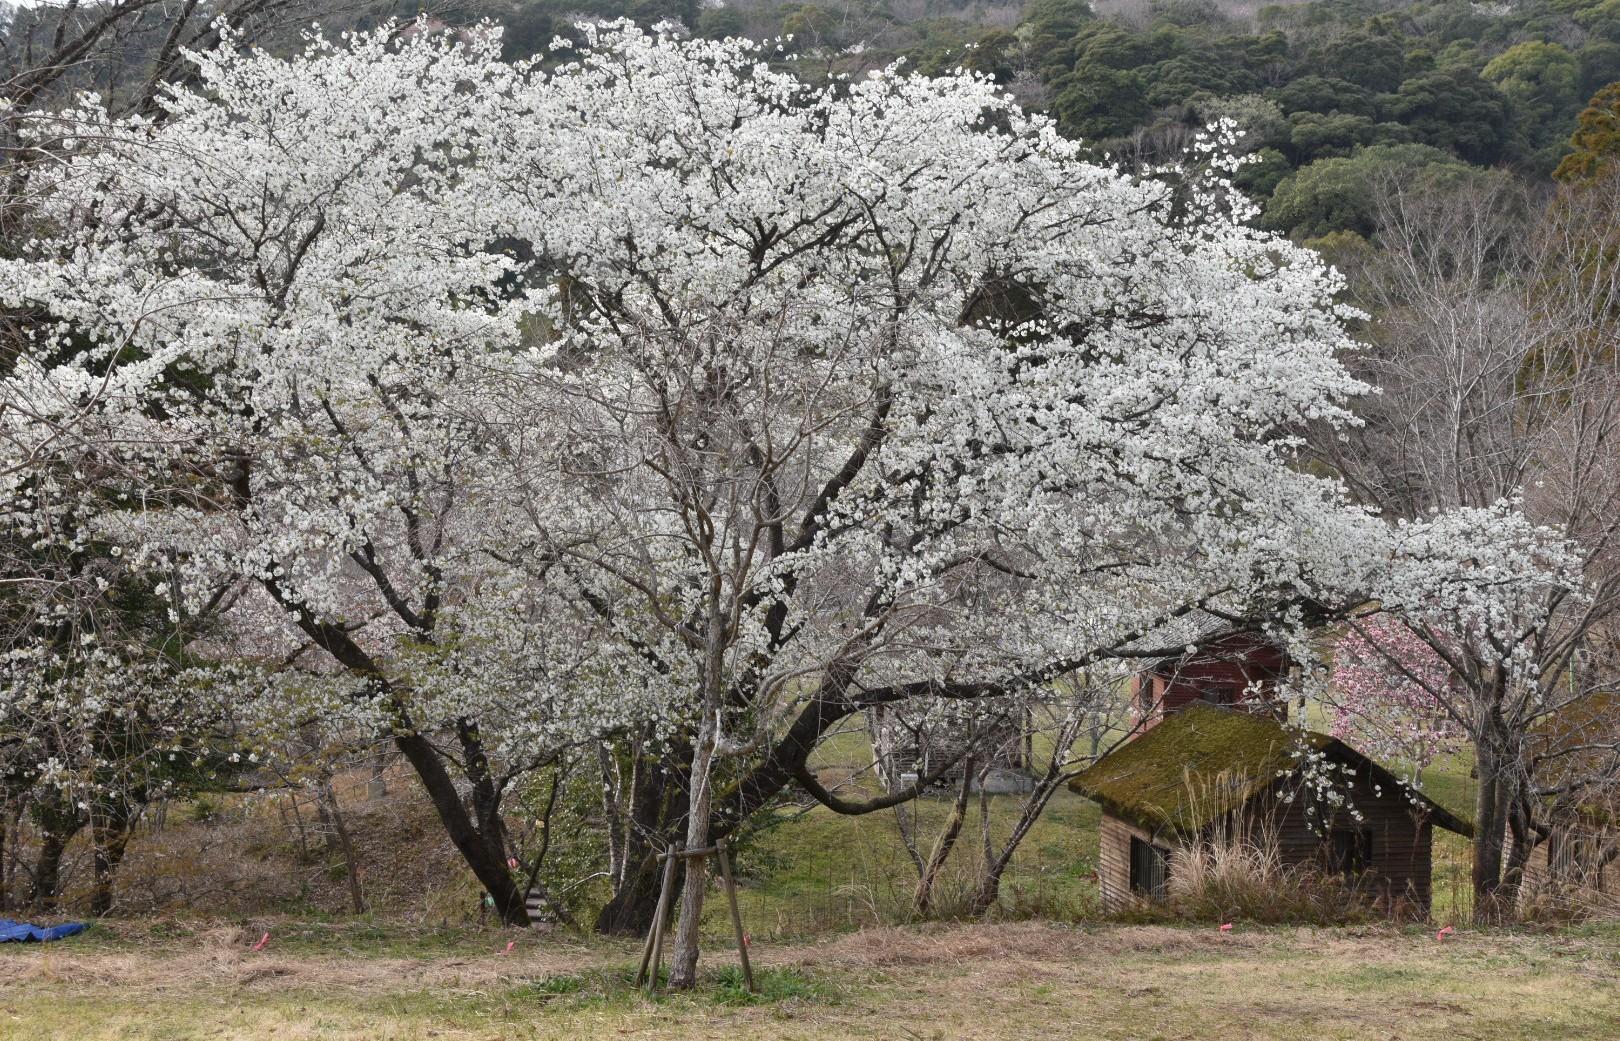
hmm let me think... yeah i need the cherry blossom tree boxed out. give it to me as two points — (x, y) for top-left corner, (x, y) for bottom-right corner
(0, 25), (653, 925)
(1329, 615), (1463, 781)
(1310, 173), (1620, 916)
(0, 650), (245, 913)
(490, 24), (1567, 981)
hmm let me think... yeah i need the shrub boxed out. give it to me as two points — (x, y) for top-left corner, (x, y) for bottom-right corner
(1161, 830), (1377, 926)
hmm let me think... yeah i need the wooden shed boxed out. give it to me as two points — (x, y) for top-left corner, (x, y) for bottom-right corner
(1133, 630), (1290, 729)
(1070, 704), (1473, 913)
(1511, 814), (1618, 911)
(1508, 692), (1619, 913)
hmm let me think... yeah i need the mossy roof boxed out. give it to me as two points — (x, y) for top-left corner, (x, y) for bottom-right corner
(1069, 704), (1472, 838)
(1531, 690), (1619, 827)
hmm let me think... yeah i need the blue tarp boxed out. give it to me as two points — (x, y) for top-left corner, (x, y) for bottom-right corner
(0, 919), (89, 943)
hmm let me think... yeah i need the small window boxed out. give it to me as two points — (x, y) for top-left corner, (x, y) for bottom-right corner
(1201, 684), (1237, 705)
(1330, 828), (1373, 878)
(1130, 836), (1169, 898)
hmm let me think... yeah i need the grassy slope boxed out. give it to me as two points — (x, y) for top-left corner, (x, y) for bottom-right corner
(2, 919), (1615, 1041)
(713, 722), (1104, 937)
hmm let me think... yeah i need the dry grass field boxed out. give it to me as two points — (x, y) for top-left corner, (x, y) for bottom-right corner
(2, 919), (1616, 1041)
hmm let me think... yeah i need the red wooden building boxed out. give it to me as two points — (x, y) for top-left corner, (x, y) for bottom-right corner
(1133, 630), (1290, 728)
(1070, 704), (1473, 914)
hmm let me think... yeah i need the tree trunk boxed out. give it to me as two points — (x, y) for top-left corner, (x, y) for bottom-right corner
(32, 835), (68, 912)
(970, 703), (1091, 918)
(596, 847), (667, 936)
(1499, 782), (1537, 913)
(89, 813), (137, 917)
(666, 707), (720, 989)
(252, 568), (528, 926)
(597, 744), (626, 889)
(1, 799), (22, 913)
(393, 730), (528, 926)
(970, 781), (1064, 917)
(30, 810), (83, 913)
(594, 736), (690, 936)
(914, 757), (975, 917)
(1471, 743), (1510, 922)
(978, 769), (994, 872)
(287, 791), (313, 862)
(316, 780), (366, 914)
(366, 754), (388, 803)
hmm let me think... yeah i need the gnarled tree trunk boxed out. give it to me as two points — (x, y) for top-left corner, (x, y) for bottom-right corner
(914, 756), (975, 917)
(89, 808), (138, 917)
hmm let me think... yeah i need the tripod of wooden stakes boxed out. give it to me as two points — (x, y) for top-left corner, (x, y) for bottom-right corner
(635, 838), (756, 994)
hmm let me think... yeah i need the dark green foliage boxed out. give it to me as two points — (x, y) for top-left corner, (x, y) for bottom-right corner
(1269, 77), (1379, 120)
(1285, 111), (1410, 164)
(994, 0), (1608, 205)
(1579, 41), (1620, 97)
(1051, 65), (1150, 140)
(1485, 40), (1583, 160)
(1234, 147), (1292, 196)
(1309, 26), (1409, 93)
(479, 0), (1609, 198)
(1383, 65), (1511, 165)
(696, 6), (746, 39)
(1263, 143), (1472, 239)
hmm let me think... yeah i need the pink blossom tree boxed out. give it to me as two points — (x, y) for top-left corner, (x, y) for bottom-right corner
(1330, 616), (1464, 780)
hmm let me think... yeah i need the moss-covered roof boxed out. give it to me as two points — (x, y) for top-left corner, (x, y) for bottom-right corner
(1531, 690), (1619, 827)
(1069, 704), (1472, 838)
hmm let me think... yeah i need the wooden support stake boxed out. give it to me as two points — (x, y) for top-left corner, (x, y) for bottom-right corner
(666, 844), (718, 859)
(634, 892), (659, 987)
(642, 845), (679, 993)
(716, 838), (755, 993)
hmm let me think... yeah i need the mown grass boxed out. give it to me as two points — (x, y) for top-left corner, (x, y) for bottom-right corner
(2, 920), (1616, 1040)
